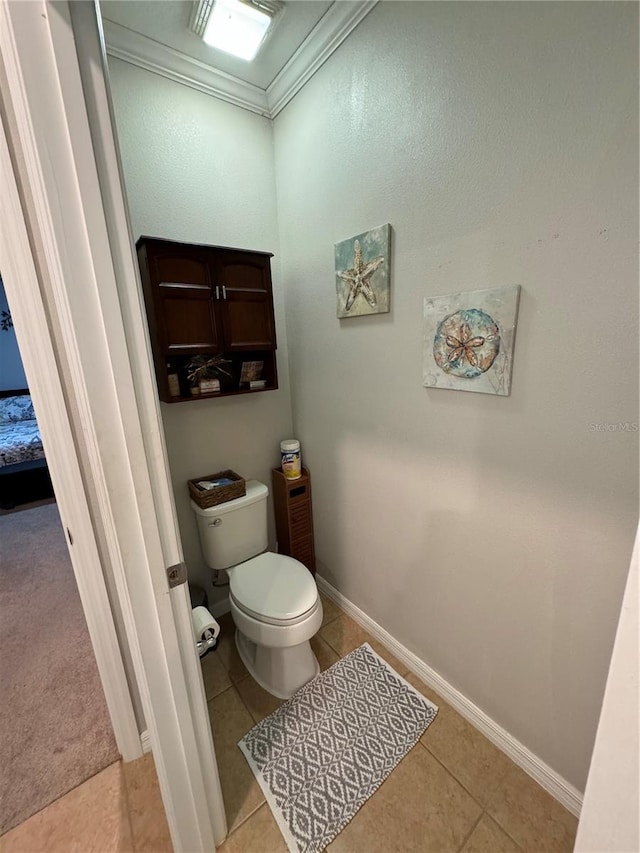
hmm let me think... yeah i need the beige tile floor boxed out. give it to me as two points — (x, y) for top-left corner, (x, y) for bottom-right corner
(212, 598), (578, 853)
(2, 594), (579, 852)
(0, 753), (172, 853)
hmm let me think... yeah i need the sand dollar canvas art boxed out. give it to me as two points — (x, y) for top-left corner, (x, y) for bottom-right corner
(335, 224), (391, 318)
(423, 285), (521, 396)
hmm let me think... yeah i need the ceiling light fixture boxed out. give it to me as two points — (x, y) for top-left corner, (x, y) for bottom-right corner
(190, 0), (283, 62)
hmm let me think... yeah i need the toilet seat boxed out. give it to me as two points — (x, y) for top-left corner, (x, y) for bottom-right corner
(231, 593), (319, 627)
(231, 589), (322, 661)
(229, 551), (317, 624)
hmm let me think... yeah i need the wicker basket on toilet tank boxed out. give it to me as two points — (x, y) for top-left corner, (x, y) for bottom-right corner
(188, 470), (246, 509)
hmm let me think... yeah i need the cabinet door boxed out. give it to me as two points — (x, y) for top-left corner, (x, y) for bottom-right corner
(149, 246), (221, 355)
(216, 251), (276, 351)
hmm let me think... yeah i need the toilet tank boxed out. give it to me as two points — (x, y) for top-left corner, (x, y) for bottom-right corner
(191, 480), (269, 570)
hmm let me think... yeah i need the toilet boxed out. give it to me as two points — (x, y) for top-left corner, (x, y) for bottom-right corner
(191, 480), (322, 699)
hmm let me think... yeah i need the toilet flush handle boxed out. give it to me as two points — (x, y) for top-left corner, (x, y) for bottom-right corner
(208, 518), (222, 527)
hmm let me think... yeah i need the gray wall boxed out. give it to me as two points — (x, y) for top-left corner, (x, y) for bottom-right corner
(108, 1), (639, 791)
(109, 59), (293, 607)
(0, 278), (28, 391)
(273, 1), (638, 790)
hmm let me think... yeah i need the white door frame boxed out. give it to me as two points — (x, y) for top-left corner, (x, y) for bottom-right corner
(0, 1), (226, 849)
(574, 525), (639, 851)
(0, 92), (141, 767)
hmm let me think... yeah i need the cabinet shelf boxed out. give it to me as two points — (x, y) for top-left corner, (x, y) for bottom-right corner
(165, 384), (277, 403)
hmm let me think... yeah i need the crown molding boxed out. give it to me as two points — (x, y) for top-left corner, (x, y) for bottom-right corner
(102, 1), (378, 120)
(267, 0), (377, 118)
(103, 20), (270, 117)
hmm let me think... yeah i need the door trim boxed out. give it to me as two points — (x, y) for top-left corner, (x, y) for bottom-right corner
(1, 1), (226, 848)
(0, 111), (142, 764)
(69, 3), (227, 844)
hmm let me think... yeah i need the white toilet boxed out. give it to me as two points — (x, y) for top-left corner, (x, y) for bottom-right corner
(191, 480), (322, 699)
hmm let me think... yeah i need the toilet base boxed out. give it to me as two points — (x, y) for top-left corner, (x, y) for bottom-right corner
(235, 630), (320, 700)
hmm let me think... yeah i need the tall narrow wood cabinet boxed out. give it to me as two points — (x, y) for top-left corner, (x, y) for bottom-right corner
(272, 467), (316, 576)
(136, 236), (278, 402)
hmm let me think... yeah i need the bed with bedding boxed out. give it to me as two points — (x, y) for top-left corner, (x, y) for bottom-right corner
(0, 389), (52, 509)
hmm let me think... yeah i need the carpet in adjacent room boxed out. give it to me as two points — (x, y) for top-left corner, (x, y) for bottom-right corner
(0, 503), (119, 835)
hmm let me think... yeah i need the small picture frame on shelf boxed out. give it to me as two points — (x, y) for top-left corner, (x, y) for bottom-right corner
(239, 360), (264, 386)
(199, 378), (221, 394)
(167, 371), (180, 398)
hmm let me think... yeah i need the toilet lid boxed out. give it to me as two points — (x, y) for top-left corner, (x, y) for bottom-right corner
(229, 552), (317, 622)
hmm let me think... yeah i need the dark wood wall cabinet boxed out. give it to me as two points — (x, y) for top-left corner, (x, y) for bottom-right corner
(272, 467), (316, 575)
(136, 236), (278, 402)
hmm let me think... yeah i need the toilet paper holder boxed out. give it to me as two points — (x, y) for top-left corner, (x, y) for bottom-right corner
(192, 605), (221, 658)
(197, 629), (218, 657)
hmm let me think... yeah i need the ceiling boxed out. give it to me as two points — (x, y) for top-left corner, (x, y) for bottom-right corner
(100, 0), (333, 90)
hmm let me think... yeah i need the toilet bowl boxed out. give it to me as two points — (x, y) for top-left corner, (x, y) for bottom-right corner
(191, 481), (322, 698)
(229, 551), (322, 698)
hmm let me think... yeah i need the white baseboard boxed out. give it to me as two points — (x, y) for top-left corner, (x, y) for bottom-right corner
(316, 575), (583, 817)
(140, 728), (152, 754)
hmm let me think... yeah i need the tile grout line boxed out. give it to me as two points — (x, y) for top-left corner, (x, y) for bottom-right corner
(404, 668), (530, 852)
(474, 798), (525, 851)
(119, 761), (138, 853)
(489, 815), (523, 851)
(233, 679), (264, 726)
(208, 682), (268, 842)
(225, 799), (266, 841)
(319, 633), (345, 657)
(418, 738), (523, 850)
(416, 738), (523, 852)
(320, 605), (342, 630)
(415, 738), (485, 813)
(456, 808), (485, 853)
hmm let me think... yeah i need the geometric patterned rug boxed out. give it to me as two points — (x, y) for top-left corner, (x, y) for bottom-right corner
(238, 643), (438, 853)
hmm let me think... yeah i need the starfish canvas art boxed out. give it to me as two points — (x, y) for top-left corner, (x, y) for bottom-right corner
(335, 224), (391, 318)
(423, 285), (521, 396)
